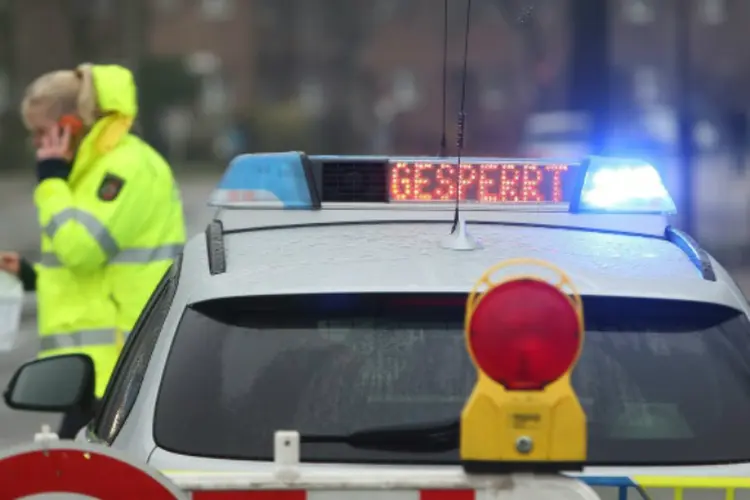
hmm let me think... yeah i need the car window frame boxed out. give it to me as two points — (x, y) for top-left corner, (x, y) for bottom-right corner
(89, 256), (182, 444)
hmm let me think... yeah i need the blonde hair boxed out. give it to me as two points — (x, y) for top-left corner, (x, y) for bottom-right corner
(20, 63), (98, 130)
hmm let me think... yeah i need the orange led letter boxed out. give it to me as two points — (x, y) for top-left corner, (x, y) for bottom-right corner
(413, 163), (433, 200)
(544, 164), (569, 202)
(460, 164), (478, 200)
(478, 164), (499, 202)
(390, 162), (412, 201)
(521, 165), (543, 202)
(500, 164), (522, 202)
(435, 164), (456, 200)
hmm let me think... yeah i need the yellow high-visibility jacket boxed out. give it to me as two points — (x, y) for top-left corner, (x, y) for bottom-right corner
(34, 65), (186, 397)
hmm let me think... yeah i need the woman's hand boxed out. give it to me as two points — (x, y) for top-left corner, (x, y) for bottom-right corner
(0, 252), (20, 276)
(37, 125), (72, 161)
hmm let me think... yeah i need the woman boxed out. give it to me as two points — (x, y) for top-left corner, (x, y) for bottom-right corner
(0, 64), (186, 438)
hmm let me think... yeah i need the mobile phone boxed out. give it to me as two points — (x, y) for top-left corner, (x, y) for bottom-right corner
(58, 115), (84, 136)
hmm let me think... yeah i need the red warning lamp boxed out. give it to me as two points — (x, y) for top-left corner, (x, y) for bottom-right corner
(461, 259), (587, 469)
(467, 278), (582, 390)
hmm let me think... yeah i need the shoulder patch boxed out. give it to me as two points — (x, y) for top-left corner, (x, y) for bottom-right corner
(97, 173), (126, 202)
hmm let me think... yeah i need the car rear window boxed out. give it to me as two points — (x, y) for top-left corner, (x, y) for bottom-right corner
(154, 293), (750, 466)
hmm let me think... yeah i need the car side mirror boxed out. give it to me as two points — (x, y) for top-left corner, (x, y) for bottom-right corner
(3, 354), (95, 412)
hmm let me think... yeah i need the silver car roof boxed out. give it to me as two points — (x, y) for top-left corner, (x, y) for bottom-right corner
(104, 208), (750, 480)
(184, 207), (746, 310)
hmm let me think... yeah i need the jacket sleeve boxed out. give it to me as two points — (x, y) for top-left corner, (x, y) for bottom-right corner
(34, 156), (149, 274)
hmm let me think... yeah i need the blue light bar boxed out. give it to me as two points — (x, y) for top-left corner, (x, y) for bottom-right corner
(209, 152), (314, 209)
(572, 156), (676, 214)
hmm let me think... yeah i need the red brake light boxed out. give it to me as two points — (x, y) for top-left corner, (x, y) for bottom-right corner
(468, 278), (582, 390)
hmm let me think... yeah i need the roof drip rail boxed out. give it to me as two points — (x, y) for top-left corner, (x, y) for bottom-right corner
(205, 219), (227, 275)
(665, 226), (716, 281)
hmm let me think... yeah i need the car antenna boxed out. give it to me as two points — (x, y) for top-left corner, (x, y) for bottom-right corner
(442, 0), (479, 251)
(438, 0), (449, 157)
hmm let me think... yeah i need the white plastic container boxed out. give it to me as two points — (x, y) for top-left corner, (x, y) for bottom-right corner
(0, 271), (23, 352)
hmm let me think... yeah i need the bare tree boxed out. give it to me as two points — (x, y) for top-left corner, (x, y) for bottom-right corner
(315, 0), (373, 153)
(119, 0), (146, 74)
(63, 0), (94, 62)
(0, 0), (17, 102)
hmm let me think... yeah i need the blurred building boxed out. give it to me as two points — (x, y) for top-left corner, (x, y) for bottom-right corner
(361, 0), (569, 156)
(613, 0), (750, 107)
(611, 0), (750, 151)
(0, 0), (749, 158)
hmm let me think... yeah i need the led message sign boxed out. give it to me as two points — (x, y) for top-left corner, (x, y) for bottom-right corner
(389, 162), (575, 203)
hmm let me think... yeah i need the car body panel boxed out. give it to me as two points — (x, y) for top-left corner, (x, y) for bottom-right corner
(188, 221), (741, 309)
(81, 209), (750, 490)
(150, 446), (750, 476)
(216, 205), (671, 237)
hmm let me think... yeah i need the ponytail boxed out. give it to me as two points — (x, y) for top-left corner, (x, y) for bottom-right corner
(74, 63), (99, 126)
(20, 62), (100, 130)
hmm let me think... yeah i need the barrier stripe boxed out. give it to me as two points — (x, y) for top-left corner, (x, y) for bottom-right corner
(576, 476), (634, 500)
(192, 493), (305, 500)
(577, 475), (750, 500)
(576, 476), (635, 487)
(39, 328), (118, 350)
(421, 492), (474, 500)
(179, 474), (750, 499)
(632, 475), (750, 489)
(190, 492), (477, 499)
(40, 243), (182, 267)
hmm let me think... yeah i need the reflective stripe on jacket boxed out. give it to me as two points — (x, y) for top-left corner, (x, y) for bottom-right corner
(34, 65), (186, 397)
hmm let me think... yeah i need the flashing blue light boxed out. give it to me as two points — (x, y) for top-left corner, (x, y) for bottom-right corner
(575, 156), (676, 214)
(209, 152), (313, 209)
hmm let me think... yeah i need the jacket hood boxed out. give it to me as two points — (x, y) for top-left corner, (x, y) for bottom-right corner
(89, 65), (138, 155)
(92, 64), (138, 119)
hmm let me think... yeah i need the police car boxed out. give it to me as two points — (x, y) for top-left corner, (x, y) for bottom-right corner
(5, 153), (750, 499)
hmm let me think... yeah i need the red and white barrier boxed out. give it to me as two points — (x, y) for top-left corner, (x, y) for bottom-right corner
(174, 475), (601, 499)
(0, 426), (187, 500)
(0, 428), (601, 500)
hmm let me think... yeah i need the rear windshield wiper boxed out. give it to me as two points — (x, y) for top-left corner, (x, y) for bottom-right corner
(301, 418), (459, 453)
